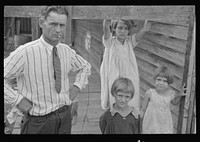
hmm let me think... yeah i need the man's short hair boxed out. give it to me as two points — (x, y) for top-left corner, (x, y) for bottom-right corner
(41, 6), (69, 19)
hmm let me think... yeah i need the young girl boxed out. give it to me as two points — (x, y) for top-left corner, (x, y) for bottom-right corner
(99, 77), (140, 134)
(100, 19), (151, 112)
(140, 65), (187, 134)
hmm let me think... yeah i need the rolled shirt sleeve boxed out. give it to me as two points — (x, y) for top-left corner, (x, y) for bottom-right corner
(4, 47), (25, 106)
(70, 49), (91, 90)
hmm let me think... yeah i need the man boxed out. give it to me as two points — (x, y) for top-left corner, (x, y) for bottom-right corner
(4, 6), (91, 134)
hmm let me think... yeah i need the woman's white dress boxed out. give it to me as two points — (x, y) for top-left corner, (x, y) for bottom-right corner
(100, 34), (140, 111)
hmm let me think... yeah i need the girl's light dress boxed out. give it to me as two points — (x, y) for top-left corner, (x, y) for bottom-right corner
(142, 89), (175, 134)
(100, 34), (140, 111)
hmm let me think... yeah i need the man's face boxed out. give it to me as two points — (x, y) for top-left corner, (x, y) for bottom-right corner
(40, 11), (67, 46)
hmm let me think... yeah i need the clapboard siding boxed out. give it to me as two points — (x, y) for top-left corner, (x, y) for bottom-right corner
(149, 21), (188, 40)
(144, 32), (187, 54)
(73, 19), (104, 74)
(73, 18), (189, 133)
(137, 21), (189, 133)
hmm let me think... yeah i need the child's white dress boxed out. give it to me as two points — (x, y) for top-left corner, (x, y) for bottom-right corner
(100, 34), (140, 111)
(142, 89), (175, 134)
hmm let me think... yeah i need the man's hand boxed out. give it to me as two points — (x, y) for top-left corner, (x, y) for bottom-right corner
(69, 85), (80, 101)
(71, 101), (78, 125)
(16, 98), (32, 114)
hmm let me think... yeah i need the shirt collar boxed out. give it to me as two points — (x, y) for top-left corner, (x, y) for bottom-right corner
(39, 35), (61, 54)
(110, 104), (140, 119)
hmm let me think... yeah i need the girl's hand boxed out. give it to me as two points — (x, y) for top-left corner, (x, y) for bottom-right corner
(143, 19), (151, 32)
(179, 83), (188, 96)
(103, 19), (111, 27)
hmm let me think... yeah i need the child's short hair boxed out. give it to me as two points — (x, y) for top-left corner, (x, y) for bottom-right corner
(111, 77), (135, 98)
(110, 20), (136, 36)
(153, 65), (174, 84)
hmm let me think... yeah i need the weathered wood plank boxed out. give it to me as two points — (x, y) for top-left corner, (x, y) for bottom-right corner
(76, 25), (104, 55)
(76, 20), (103, 42)
(139, 39), (185, 67)
(31, 17), (39, 41)
(144, 32), (187, 54)
(149, 21), (189, 40)
(74, 30), (102, 64)
(4, 6), (192, 26)
(75, 22), (104, 65)
(74, 42), (101, 74)
(177, 6), (195, 134)
(72, 6), (191, 26)
(134, 47), (183, 79)
(65, 6), (72, 45)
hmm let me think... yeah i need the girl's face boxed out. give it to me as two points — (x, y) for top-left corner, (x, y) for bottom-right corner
(114, 91), (132, 108)
(155, 76), (169, 91)
(115, 20), (129, 41)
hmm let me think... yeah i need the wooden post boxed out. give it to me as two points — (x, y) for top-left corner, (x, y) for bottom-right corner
(65, 6), (73, 45)
(31, 17), (39, 41)
(177, 6), (195, 134)
(16, 18), (20, 35)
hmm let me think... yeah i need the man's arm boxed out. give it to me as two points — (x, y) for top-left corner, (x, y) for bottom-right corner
(69, 49), (91, 101)
(4, 47), (32, 113)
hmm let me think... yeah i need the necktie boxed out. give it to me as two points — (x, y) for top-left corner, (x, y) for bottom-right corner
(52, 46), (61, 93)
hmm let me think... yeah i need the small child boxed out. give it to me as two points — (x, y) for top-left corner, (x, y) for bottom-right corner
(140, 65), (188, 134)
(100, 19), (151, 112)
(99, 77), (140, 134)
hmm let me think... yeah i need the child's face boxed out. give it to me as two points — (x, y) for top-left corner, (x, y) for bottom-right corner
(115, 20), (129, 40)
(114, 91), (132, 108)
(155, 76), (169, 91)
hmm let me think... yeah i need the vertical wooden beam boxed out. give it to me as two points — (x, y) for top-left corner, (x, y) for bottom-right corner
(16, 18), (20, 35)
(177, 6), (195, 134)
(31, 17), (39, 41)
(65, 6), (73, 45)
(11, 18), (15, 37)
(185, 16), (195, 134)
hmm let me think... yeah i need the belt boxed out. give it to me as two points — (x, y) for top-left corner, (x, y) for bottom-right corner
(28, 105), (70, 118)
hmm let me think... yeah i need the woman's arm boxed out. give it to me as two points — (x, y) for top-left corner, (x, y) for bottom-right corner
(103, 19), (111, 40)
(135, 19), (151, 42)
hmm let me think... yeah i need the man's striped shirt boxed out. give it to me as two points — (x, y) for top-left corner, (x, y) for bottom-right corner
(4, 36), (91, 116)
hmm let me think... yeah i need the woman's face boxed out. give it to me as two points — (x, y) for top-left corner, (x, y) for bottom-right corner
(115, 20), (129, 41)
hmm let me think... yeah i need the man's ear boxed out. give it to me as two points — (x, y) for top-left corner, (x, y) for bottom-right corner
(39, 18), (45, 28)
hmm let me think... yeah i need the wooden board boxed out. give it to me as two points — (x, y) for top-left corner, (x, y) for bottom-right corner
(4, 6), (192, 26)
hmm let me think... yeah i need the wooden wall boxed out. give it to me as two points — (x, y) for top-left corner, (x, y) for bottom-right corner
(72, 18), (190, 133)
